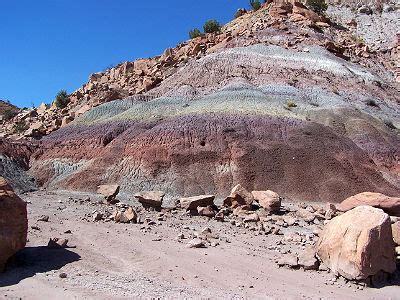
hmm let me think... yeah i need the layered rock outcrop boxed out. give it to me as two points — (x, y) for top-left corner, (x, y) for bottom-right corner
(0, 177), (28, 271)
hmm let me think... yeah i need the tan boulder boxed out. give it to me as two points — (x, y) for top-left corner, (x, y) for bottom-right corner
(298, 246), (319, 270)
(252, 190), (281, 213)
(116, 207), (137, 223)
(135, 191), (165, 209)
(337, 192), (400, 217)
(316, 206), (396, 280)
(0, 177), (28, 271)
(392, 222), (400, 245)
(180, 195), (215, 211)
(97, 184), (120, 202)
(224, 184), (254, 208)
(197, 206), (216, 218)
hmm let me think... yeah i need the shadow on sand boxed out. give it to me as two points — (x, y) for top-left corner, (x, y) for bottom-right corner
(0, 246), (81, 287)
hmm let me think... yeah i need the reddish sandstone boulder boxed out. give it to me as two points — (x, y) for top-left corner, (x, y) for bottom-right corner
(97, 184), (120, 202)
(135, 191), (165, 209)
(180, 195), (215, 211)
(337, 192), (400, 217)
(251, 190), (281, 213)
(0, 177), (28, 271)
(317, 206), (396, 280)
(224, 184), (254, 208)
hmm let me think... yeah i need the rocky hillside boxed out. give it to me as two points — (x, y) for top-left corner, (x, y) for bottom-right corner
(0, 100), (19, 122)
(22, 1), (399, 203)
(1, 1), (399, 140)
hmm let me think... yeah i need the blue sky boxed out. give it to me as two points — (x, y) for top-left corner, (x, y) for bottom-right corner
(0, 0), (250, 107)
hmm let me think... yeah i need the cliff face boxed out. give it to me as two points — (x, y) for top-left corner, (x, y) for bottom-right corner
(4, 2), (400, 201)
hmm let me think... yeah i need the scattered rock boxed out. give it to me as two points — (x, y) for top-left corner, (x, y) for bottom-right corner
(197, 206), (216, 218)
(97, 184), (120, 202)
(0, 177), (28, 271)
(113, 207), (137, 223)
(134, 191), (165, 209)
(59, 272), (68, 279)
(337, 192), (400, 217)
(277, 254), (299, 268)
(223, 184), (254, 208)
(92, 212), (103, 221)
(48, 238), (69, 248)
(298, 246), (319, 270)
(179, 195), (215, 211)
(186, 238), (206, 249)
(251, 190), (281, 213)
(317, 206), (396, 280)
(37, 215), (49, 222)
(244, 213), (260, 223)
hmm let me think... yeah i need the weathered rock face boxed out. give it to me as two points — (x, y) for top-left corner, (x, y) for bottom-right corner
(316, 206), (396, 280)
(0, 177), (28, 271)
(0, 138), (37, 193)
(337, 192), (400, 216)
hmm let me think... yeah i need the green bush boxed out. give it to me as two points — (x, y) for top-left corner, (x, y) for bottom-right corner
(189, 28), (202, 39)
(250, 0), (261, 11)
(306, 0), (328, 14)
(2, 109), (17, 121)
(14, 120), (28, 133)
(287, 100), (297, 108)
(203, 20), (221, 34)
(54, 90), (70, 109)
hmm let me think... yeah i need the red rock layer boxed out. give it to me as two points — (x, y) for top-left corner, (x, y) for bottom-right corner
(31, 114), (399, 202)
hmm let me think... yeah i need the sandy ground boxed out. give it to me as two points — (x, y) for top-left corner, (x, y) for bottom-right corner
(0, 190), (399, 299)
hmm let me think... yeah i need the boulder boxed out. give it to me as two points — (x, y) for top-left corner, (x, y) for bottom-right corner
(337, 192), (400, 217)
(298, 246), (319, 270)
(316, 206), (396, 280)
(251, 190), (281, 213)
(135, 191), (165, 209)
(392, 222), (400, 245)
(0, 177), (28, 271)
(97, 184), (120, 202)
(277, 254), (298, 268)
(113, 207), (137, 223)
(224, 184), (254, 208)
(197, 206), (216, 218)
(180, 195), (215, 211)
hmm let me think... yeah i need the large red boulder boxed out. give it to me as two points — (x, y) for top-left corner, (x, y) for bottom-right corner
(337, 192), (400, 216)
(0, 177), (28, 271)
(317, 206), (396, 280)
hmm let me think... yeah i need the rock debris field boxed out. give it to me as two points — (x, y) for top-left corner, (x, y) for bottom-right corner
(1, 185), (399, 299)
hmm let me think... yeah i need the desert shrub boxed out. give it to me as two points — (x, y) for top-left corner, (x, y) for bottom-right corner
(250, 0), (261, 11)
(2, 109), (17, 121)
(54, 90), (69, 109)
(14, 120), (28, 133)
(287, 100), (297, 108)
(306, 0), (328, 14)
(203, 20), (221, 33)
(189, 28), (202, 39)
